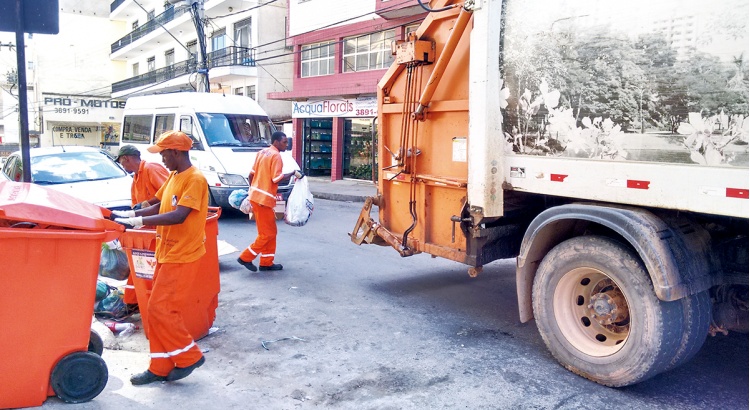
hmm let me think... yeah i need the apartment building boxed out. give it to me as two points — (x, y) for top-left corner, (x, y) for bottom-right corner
(269, 0), (426, 181)
(109, 0), (292, 122)
(0, 1), (121, 156)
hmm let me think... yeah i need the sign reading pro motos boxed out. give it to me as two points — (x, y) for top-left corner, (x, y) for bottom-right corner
(292, 97), (377, 118)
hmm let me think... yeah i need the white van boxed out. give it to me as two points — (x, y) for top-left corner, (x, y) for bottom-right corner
(120, 92), (299, 209)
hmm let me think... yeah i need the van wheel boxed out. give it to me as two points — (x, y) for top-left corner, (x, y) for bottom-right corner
(532, 236), (682, 387)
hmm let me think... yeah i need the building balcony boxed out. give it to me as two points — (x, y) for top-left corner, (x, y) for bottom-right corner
(112, 46), (256, 95)
(375, 0), (425, 20)
(111, 6), (190, 54)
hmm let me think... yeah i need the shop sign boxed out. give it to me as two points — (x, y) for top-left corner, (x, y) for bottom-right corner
(51, 123), (120, 145)
(292, 97), (377, 118)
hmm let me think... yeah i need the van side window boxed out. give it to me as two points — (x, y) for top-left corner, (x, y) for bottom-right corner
(180, 116), (194, 136)
(154, 114), (175, 139)
(122, 115), (153, 144)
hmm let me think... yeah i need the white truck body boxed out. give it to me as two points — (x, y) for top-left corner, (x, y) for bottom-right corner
(354, 0), (748, 387)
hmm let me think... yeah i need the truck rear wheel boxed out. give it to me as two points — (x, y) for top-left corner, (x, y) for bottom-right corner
(532, 236), (682, 387)
(666, 290), (711, 371)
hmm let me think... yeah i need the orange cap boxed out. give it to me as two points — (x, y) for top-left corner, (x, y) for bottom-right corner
(147, 130), (193, 153)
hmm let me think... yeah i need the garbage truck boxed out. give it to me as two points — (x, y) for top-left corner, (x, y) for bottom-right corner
(351, 0), (748, 386)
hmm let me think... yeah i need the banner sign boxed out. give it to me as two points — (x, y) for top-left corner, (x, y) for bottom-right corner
(292, 97), (377, 118)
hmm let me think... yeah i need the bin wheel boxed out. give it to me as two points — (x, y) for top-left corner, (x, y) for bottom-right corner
(51, 351), (108, 403)
(88, 329), (104, 356)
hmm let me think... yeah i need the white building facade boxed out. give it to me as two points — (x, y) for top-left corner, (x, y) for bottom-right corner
(0, 0), (124, 156)
(109, 0), (292, 121)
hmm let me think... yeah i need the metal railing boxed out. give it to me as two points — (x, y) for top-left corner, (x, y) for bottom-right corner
(110, 0), (125, 13)
(112, 59), (197, 93)
(208, 46), (256, 68)
(111, 6), (189, 53)
(111, 47), (256, 93)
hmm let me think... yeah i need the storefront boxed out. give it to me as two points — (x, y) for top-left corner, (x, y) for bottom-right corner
(292, 96), (377, 181)
(41, 94), (125, 156)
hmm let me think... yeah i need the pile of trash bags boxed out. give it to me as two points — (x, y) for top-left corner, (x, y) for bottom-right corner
(94, 240), (136, 320)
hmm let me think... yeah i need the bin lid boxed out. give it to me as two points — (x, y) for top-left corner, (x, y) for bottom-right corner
(0, 180), (125, 232)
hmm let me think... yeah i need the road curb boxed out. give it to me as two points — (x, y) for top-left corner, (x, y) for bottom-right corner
(311, 191), (369, 203)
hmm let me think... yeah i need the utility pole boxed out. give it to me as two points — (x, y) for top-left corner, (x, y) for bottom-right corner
(14, 1), (31, 182)
(170, 0), (209, 92)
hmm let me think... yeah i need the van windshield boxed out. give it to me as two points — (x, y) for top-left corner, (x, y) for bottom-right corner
(196, 113), (275, 147)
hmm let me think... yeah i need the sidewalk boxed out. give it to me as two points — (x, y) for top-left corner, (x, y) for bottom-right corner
(306, 176), (376, 203)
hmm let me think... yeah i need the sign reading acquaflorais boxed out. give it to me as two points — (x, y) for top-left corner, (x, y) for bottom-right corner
(292, 97), (377, 118)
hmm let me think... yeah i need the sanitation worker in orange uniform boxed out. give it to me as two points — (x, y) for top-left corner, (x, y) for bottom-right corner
(112, 131), (208, 385)
(115, 144), (169, 306)
(116, 144), (169, 210)
(237, 131), (300, 272)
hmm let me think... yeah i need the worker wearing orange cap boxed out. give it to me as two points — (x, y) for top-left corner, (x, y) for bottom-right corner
(116, 144), (169, 211)
(112, 130), (208, 385)
(237, 131), (301, 272)
(115, 144), (169, 306)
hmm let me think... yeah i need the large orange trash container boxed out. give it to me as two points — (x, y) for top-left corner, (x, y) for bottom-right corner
(0, 181), (123, 408)
(119, 207), (221, 340)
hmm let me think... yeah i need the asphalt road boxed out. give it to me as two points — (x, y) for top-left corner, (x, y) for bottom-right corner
(40, 200), (748, 409)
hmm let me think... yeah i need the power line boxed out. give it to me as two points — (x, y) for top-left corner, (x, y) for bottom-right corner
(6, 0), (419, 107)
(251, 0), (416, 54)
(132, 0), (191, 54)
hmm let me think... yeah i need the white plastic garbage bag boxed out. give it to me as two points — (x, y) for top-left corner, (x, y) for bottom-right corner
(284, 177), (314, 226)
(228, 189), (248, 211)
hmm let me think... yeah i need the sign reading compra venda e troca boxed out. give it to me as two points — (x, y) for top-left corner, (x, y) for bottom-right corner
(292, 97), (377, 118)
(41, 94), (125, 149)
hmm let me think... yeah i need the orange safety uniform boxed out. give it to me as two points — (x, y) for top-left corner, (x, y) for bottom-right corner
(147, 166), (208, 377)
(131, 160), (169, 207)
(239, 145), (284, 267)
(123, 160), (169, 305)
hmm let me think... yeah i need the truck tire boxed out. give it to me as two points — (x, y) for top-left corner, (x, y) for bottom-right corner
(666, 290), (711, 371)
(532, 235), (683, 387)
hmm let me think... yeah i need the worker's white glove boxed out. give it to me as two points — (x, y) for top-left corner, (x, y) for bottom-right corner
(115, 216), (144, 229)
(112, 209), (136, 218)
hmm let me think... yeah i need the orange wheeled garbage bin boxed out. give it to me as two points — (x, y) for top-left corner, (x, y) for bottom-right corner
(0, 180), (123, 408)
(119, 207), (221, 340)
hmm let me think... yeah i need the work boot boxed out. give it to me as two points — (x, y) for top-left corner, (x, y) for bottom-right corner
(166, 356), (205, 381)
(259, 263), (283, 271)
(131, 370), (166, 385)
(237, 257), (257, 272)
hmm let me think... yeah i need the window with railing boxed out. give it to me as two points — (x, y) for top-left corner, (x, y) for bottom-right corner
(186, 40), (197, 62)
(301, 41), (335, 77)
(111, 6), (188, 53)
(165, 49), (174, 67)
(247, 85), (256, 100)
(132, 62), (139, 76)
(147, 56), (155, 72)
(234, 18), (251, 48)
(343, 29), (395, 72)
(211, 29), (227, 53)
(234, 87), (244, 96)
